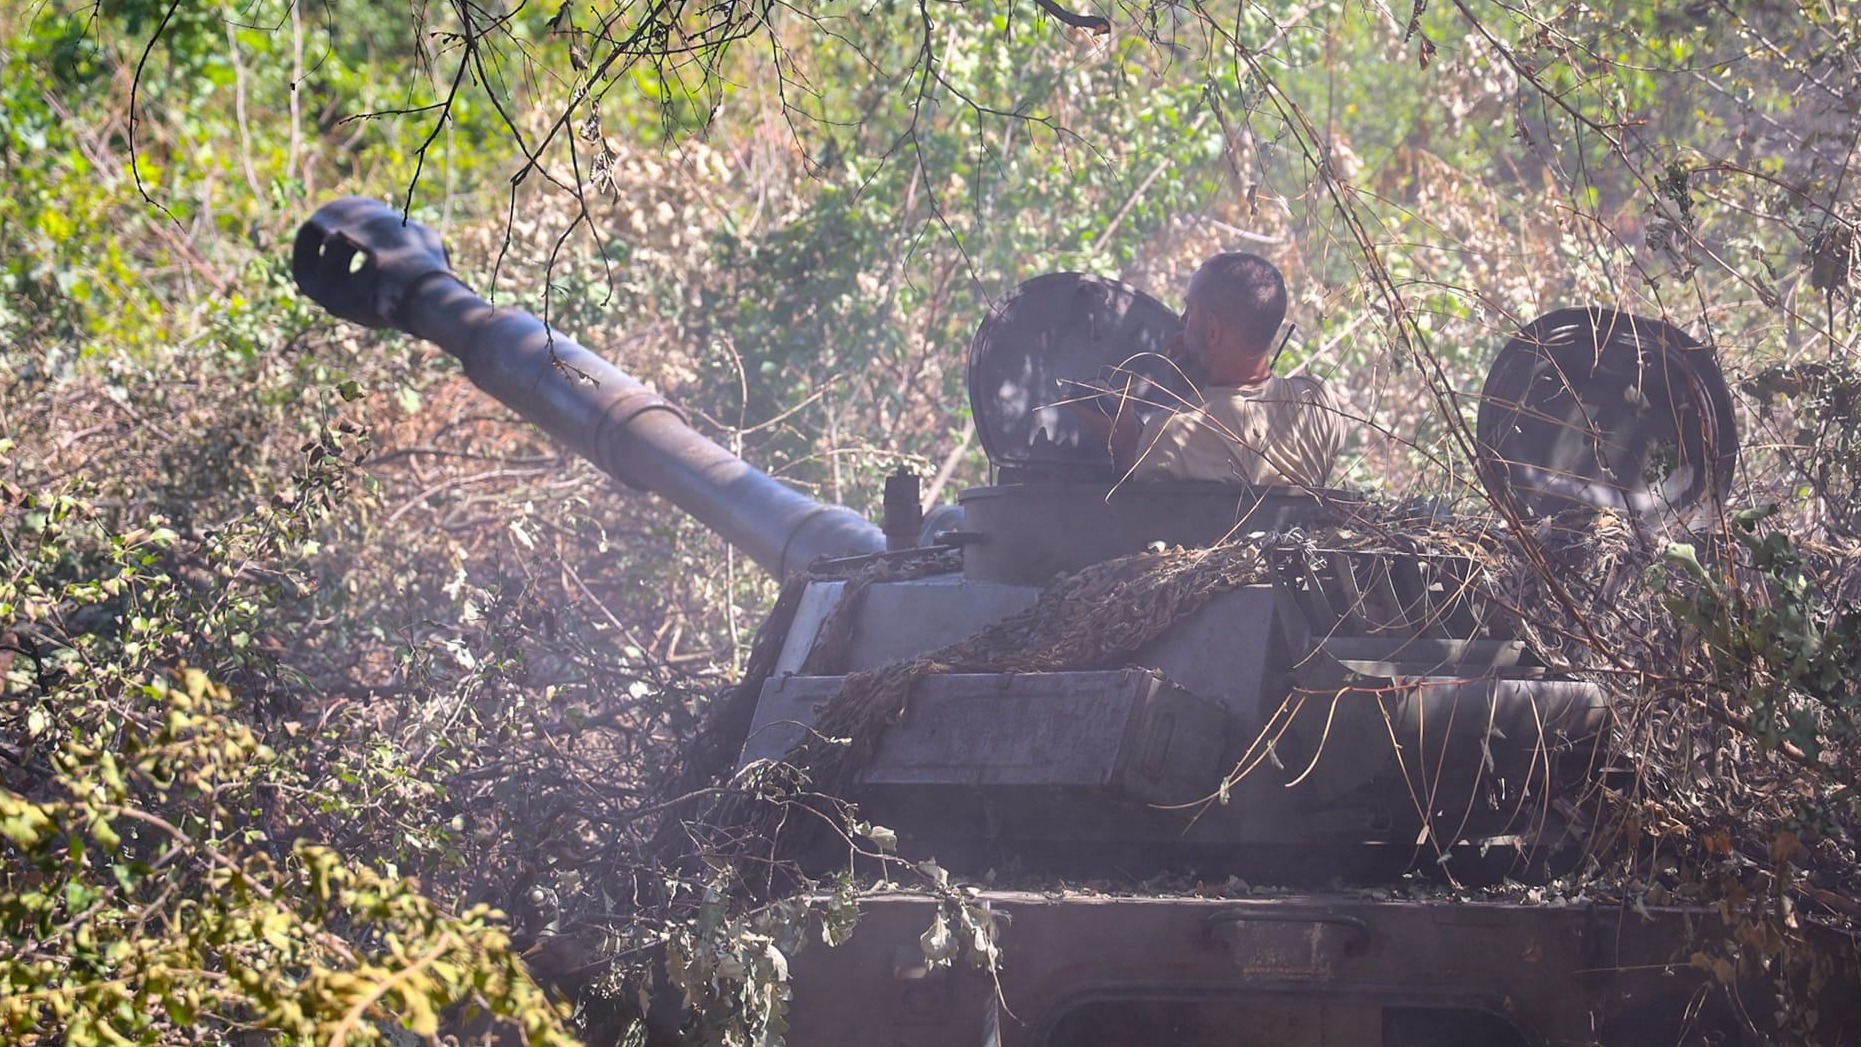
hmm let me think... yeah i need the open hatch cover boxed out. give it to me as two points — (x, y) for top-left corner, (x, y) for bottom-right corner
(1476, 307), (1737, 517)
(968, 272), (1190, 479)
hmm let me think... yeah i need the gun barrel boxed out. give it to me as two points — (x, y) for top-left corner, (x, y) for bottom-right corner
(294, 197), (884, 577)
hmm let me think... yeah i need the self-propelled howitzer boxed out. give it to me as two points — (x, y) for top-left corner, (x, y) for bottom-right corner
(293, 199), (1853, 1047)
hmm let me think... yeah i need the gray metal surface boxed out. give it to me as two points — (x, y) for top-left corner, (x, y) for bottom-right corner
(293, 198), (885, 577)
(1259, 545), (1609, 839)
(771, 576), (1042, 675)
(848, 576), (1042, 670)
(1128, 585), (1290, 735)
(770, 580), (848, 675)
(1276, 660), (1609, 827)
(769, 891), (1852, 1046)
(955, 481), (1350, 584)
(739, 670), (1229, 807)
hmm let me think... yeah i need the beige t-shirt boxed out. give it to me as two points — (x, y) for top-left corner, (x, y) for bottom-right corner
(1129, 375), (1343, 488)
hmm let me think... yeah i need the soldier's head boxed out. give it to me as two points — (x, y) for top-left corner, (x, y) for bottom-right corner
(1182, 253), (1287, 370)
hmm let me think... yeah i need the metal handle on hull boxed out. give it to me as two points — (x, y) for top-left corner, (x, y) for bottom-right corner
(294, 197), (886, 577)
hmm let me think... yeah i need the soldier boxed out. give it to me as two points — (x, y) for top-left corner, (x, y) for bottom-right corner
(1093, 253), (1344, 488)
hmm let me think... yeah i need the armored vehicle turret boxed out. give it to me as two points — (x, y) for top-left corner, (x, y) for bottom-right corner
(295, 198), (1850, 1046)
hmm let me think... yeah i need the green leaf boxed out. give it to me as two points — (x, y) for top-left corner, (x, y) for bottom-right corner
(89, 816), (121, 852)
